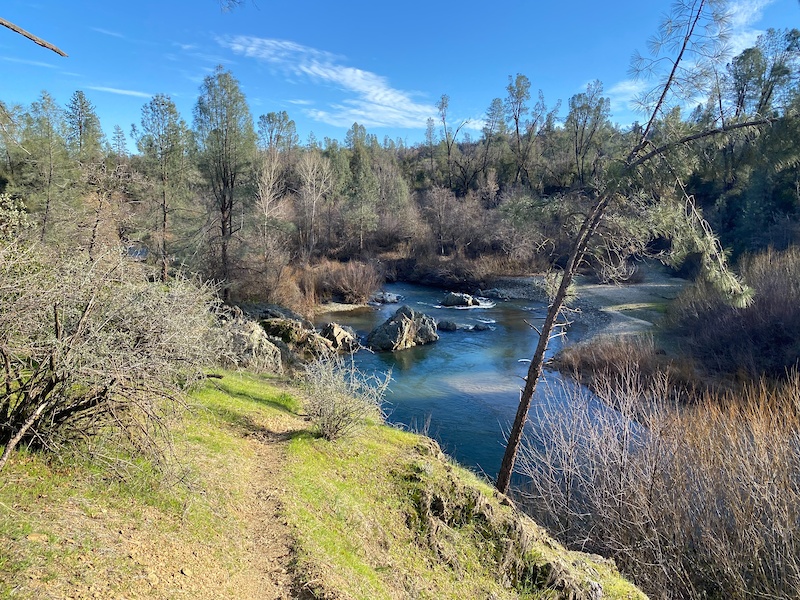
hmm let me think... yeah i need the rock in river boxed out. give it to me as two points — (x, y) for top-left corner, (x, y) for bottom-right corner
(440, 292), (481, 307)
(367, 305), (439, 352)
(320, 322), (360, 352)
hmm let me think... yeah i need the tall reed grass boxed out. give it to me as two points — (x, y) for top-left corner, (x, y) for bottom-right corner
(517, 366), (800, 599)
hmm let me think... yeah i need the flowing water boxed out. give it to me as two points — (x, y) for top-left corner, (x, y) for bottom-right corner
(314, 282), (587, 479)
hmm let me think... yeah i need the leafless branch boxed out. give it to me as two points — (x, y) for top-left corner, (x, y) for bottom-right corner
(0, 17), (67, 57)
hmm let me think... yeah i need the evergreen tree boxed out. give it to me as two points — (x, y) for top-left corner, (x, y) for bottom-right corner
(193, 66), (256, 299)
(134, 94), (193, 281)
(65, 90), (104, 163)
(14, 92), (71, 241)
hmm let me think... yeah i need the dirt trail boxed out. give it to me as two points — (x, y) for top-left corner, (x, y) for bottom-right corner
(125, 419), (304, 600)
(239, 430), (299, 599)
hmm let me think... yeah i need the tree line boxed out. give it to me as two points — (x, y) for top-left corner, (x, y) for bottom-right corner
(1, 27), (798, 306)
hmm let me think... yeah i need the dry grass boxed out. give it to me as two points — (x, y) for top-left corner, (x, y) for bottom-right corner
(517, 368), (800, 599)
(553, 335), (703, 400)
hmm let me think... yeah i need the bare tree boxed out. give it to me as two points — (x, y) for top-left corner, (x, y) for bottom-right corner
(296, 148), (333, 261)
(436, 95), (467, 190)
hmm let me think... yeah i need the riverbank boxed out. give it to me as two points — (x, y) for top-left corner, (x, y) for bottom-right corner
(485, 263), (689, 344)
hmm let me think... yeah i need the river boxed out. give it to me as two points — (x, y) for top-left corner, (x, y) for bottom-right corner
(314, 282), (585, 479)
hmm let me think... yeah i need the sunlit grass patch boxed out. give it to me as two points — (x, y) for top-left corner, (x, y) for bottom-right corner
(285, 421), (644, 599)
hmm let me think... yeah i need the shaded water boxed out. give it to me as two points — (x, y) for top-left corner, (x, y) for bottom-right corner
(314, 282), (580, 479)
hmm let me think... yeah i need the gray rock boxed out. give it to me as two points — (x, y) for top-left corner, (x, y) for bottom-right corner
(371, 291), (402, 304)
(437, 319), (459, 332)
(320, 322), (360, 352)
(220, 316), (283, 374)
(473, 322), (493, 331)
(441, 292), (480, 307)
(367, 305), (439, 351)
(478, 288), (511, 301)
(260, 317), (334, 361)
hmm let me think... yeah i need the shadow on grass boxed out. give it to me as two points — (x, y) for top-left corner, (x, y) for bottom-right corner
(197, 377), (312, 441)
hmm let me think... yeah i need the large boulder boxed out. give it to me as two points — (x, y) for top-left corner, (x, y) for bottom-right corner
(441, 292), (480, 307)
(367, 305), (439, 352)
(260, 317), (334, 362)
(320, 322), (360, 352)
(220, 316), (283, 374)
(437, 319), (459, 332)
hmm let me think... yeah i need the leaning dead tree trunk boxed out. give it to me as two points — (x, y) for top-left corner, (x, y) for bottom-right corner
(0, 17), (67, 57)
(495, 0), (768, 494)
(496, 195), (608, 492)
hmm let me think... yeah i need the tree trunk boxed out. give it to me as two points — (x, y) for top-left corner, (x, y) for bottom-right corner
(160, 174), (168, 283)
(496, 195), (609, 493)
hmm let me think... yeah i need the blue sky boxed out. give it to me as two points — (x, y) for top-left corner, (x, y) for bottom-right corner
(2, 0), (798, 148)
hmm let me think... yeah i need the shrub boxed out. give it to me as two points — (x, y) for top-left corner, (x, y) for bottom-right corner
(517, 371), (800, 599)
(0, 246), (222, 470)
(301, 356), (389, 441)
(320, 259), (383, 304)
(554, 335), (702, 399)
(668, 246), (800, 378)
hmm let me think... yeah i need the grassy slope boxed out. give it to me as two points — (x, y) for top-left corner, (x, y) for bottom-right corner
(285, 420), (645, 600)
(0, 372), (646, 600)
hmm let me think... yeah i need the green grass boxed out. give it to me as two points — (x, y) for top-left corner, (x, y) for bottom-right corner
(284, 419), (646, 599)
(0, 370), (301, 599)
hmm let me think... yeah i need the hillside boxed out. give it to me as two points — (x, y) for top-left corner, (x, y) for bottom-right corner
(0, 371), (646, 599)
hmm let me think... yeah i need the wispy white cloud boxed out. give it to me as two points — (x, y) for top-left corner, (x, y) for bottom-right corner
(92, 27), (124, 39)
(88, 86), (152, 98)
(217, 35), (437, 128)
(727, 0), (776, 55)
(288, 99), (314, 106)
(0, 56), (56, 69)
(607, 79), (649, 116)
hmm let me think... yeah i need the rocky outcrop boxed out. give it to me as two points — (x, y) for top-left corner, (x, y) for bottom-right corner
(320, 322), (360, 352)
(440, 292), (481, 307)
(367, 305), (439, 352)
(220, 315), (283, 374)
(260, 317), (334, 364)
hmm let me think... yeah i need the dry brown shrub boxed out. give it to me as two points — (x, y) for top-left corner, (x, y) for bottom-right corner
(320, 259), (383, 304)
(668, 246), (800, 378)
(517, 369), (800, 599)
(554, 335), (701, 399)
